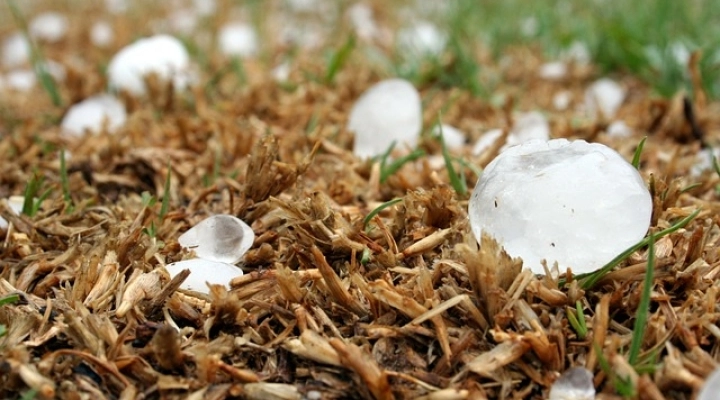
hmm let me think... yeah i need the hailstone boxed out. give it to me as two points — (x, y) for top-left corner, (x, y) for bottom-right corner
(107, 34), (191, 95)
(61, 94), (127, 137)
(164, 259), (243, 294)
(178, 214), (255, 264)
(548, 367), (595, 400)
(349, 78), (422, 159)
(469, 139), (652, 275)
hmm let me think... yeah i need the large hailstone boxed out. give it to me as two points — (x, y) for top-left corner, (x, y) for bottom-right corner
(548, 367), (595, 400)
(164, 259), (243, 294)
(349, 78), (422, 159)
(107, 35), (191, 96)
(178, 215), (255, 264)
(61, 94), (127, 137)
(469, 139), (652, 275)
(699, 367), (720, 400)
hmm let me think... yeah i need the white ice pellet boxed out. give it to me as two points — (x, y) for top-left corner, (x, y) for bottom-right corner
(553, 91), (572, 111)
(505, 111), (550, 149)
(91, 21), (114, 48)
(178, 215), (255, 265)
(0, 196), (25, 231)
(5, 69), (36, 91)
(548, 367), (595, 400)
(469, 139), (652, 275)
(585, 78), (626, 119)
(347, 3), (379, 41)
(2, 32), (31, 68)
(218, 23), (259, 58)
(61, 94), (127, 137)
(107, 34), (191, 95)
(433, 124), (466, 150)
(472, 129), (503, 156)
(349, 78), (422, 159)
(606, 120), (632, 138)
(396, 21), (447, 57)
(29, 12), (69, 43)
(538, 61), (567, 81)
(164, 259), (243, 294)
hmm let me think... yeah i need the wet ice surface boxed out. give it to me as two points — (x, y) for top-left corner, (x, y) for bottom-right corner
(349, 78), (422, 159)
(548, 367), (595, 400)
(469, 139), (652, 274)
(178, 215), (255, 265)
(165, 259), (243, 294)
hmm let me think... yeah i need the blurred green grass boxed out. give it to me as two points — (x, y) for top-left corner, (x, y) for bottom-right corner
(439, 0), (720, 98)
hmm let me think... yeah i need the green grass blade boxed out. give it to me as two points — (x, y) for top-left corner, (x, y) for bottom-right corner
(0, 293), (20, 306)
(438, 124), (468, 195)
(7, 0), (62, 107)
(325, 35), (355, 84)
(159, 163), (172, 220)
(628, 232), (654, 366)
(21, 173), (43, 216)
(578, 209), (699, 289)
(576, 300), (588, 338)
(631, 136), (647, 169)
(379, 149), (426, 183)
(363, 198), (402, 228)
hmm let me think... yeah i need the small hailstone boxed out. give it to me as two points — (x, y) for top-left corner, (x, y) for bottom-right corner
(606, 120), (632, 138)
(698, 367), (720, 400)
(538, 61), (567, 81)
(669, 40), (690, 66)
(469, 139), (652, 275)
(5, 69), (36, 92)
(348, 78), (422, 159)
(167, 9), (198, 35)
(90, 21), (114, 48)
(691, 148), (720, 177)
(271, 62), (291, 82)
(0, 196), (25, 231)
(178, 215), (255, 265)
(472, 129), (503, 156)
(396, 21), (447, 57)
(29, 12), (69, 43)
(553, 91), (572, 111)
(585, 78), (626, 119)
(433, 124), (466, 150)
(548, 367), (595, 400)
(105, 0), (129, 14)
(347, 3), (379, 41)
(218, 23), (259, 58)
(192, 0), (216, 16)
(505, 111), (550, 149)
(520, 17), (538, 37)
(562, 41), (591, 64)
(164, 259), (243, 294)
(107, 34), (191, 95)
(61, 94), (127, 137)
(2, 32), (31, 68)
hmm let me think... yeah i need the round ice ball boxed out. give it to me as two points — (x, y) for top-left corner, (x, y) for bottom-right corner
(468, 139), (652, 275)
(218, 23), (258, 58)
(349, 78), (422, 159)
(107, 34), (190, 96)
(61, 94), (127, 137)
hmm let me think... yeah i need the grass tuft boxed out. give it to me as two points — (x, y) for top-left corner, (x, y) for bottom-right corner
(363, 198), (402, 229)
(438, 122), (468, 196)
(631, 137), (647, 169)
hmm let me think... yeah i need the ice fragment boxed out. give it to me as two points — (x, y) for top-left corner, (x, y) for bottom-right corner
(548, 367), (595, 400)
(164, 259), (243, 294)
(61, 94), (127, 137)
(178, 215), (255, 264)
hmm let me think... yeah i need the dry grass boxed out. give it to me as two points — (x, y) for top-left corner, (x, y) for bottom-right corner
(2, 3), (720, 400)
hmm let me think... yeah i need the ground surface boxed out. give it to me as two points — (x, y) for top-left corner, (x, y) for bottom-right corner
(1, 1), (720, 399)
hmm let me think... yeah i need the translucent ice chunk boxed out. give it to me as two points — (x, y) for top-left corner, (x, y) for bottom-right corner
(549, 367), (595, 400)
(469, 139), (652, 274)
(178, 215), (255, 264)
(165, 259), (243, 294)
